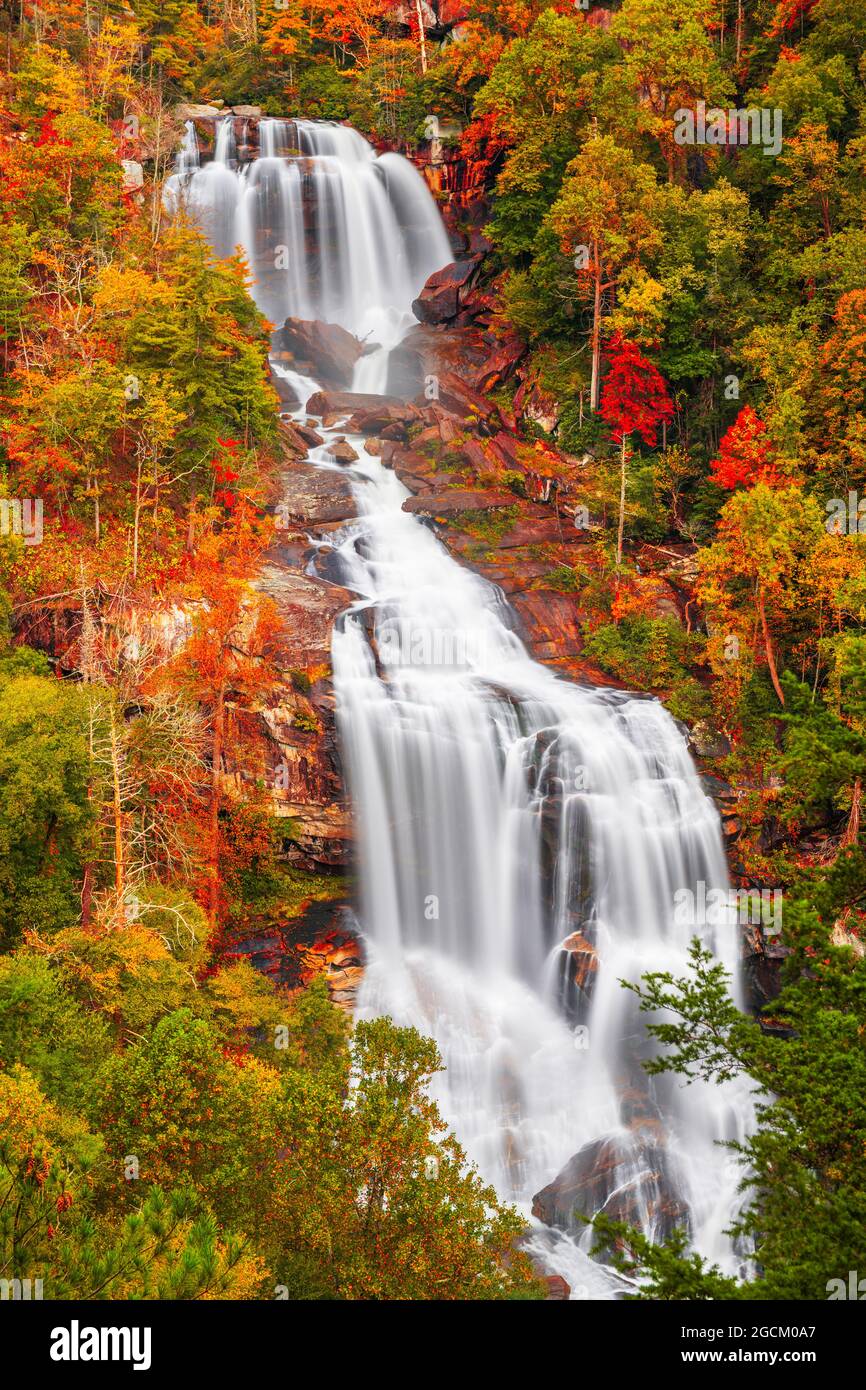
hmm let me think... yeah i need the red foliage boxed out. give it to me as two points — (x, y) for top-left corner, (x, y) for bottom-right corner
(211, 439), (241, 510)
(709, 406), (781, 490)
(599, 333), (674, 446)
(769, 0), (818, 39)
(35, 112), (71, 148)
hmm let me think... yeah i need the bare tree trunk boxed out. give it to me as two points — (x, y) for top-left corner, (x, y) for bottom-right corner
(208, 681), (226, 928)
(758, 587), (785, 706)
(415, 0), (428, 73)
(616, 433), (628, 568)
(81, 699), (96, 928)
(590, 244), (602, 412)
(133, 457), (142, 582)
(109, 709), (125, 907)
(841, 778), (862, 849)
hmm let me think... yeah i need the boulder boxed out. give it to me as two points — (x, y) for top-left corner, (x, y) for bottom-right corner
(688, 719), (731, 760)
(306, 390), (407, 419)
(435, 370), (504, 432)
(328, 438), (360, 465)
(231, 104), (262, 118)
(274, 459), (356, 527)
(532, 1135), (689, 1241)
(544, 1275), (571, 1301)
(174, 103), (221, 121)
(274, 319), (367, 388)
(560, 931), (599, 995)
(293, 422), (324, 449)
(403, 488), (518, 519)
(412, 258), (482, 325)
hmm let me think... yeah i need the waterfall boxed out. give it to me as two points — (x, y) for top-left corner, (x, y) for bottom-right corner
(165, 116), (452, 354)
(174, 119), (755, 1296)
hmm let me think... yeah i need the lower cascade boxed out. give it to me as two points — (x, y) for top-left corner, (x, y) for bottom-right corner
(176, 118), (755, 1296)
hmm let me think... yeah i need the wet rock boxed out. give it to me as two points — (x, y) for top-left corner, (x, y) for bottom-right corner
(346, 402), (422, 434)
(278, 419), (317, 456)
(435, 370), (506, 433)
(274, 459), (356, 527)
(688, 719), (732, 760)
(412, 257), (482, 324)
(227, 911), (362, 1011)
(532, 1135), (689, 1243)
(402, 488), (517, 519)
(474, 335), (527, 393)
(544, 1275), (571, 1301)
(328, 438), (359, 465)
(561, 931), (600, 995)
(741, 924), (791, 1016)
(294, 423), (324, 449)
(510, 591), (587, 666)
(274, 319), (366, 387)
(306, 389), (406, 419)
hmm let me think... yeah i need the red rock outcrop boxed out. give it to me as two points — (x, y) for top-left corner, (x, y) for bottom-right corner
(272, 318), (368, 387)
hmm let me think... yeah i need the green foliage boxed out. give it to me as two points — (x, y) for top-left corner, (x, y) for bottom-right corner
(118, 222), (277, 474)
(584, 614), (705, 695)
(0, 672), (94, 948)
(0, 953), (112, 1115)
(453, 505), (520, 544)
(602, 917), (866, 1299)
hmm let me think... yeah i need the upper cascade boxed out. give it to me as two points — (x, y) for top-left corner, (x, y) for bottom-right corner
(165, 116), (453, 351)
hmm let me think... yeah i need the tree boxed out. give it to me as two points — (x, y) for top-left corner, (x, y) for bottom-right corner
(709, 406), (782, 491)
(698, 485), (829, 709)
(265, 1017), (543, 1299)
(0, 1063), (262, 1299)
(593, 904), (866, 1300)
(772, 122), (840, 245)
(158, 499), (282, 927)
(550, 136), (663, 411)
(0, 670), (94, 949)
(475, 12), (619, 263)
(609, 0), (731, 182)
(599, 333), (674, 566)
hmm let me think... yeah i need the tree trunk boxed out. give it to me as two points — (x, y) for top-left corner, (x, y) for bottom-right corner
(132, 458), (142, 582)
(208, 682), (226, 928)
(109, 710), (125, 907)
(590, 244), (602, 412)
(415, 0), (428, 73)
(616, 433), (628, 568)
(758, 587), (785, 706)
(841, 778), (862, 849)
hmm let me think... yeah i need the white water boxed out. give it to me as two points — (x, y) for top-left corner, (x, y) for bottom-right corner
(175, 121), (755, 1296)
(165, 116), (451, 357)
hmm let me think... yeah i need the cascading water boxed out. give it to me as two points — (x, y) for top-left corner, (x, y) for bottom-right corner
(165, 116), (451, 368)
(174, 118), (755, 1296)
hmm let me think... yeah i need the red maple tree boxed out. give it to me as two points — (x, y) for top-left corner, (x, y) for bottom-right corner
(710, 406), (781, 491)
(600, 333), (674, 566)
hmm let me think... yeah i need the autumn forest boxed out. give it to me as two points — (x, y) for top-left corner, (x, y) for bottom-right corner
(0, 0), (865, 1323)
